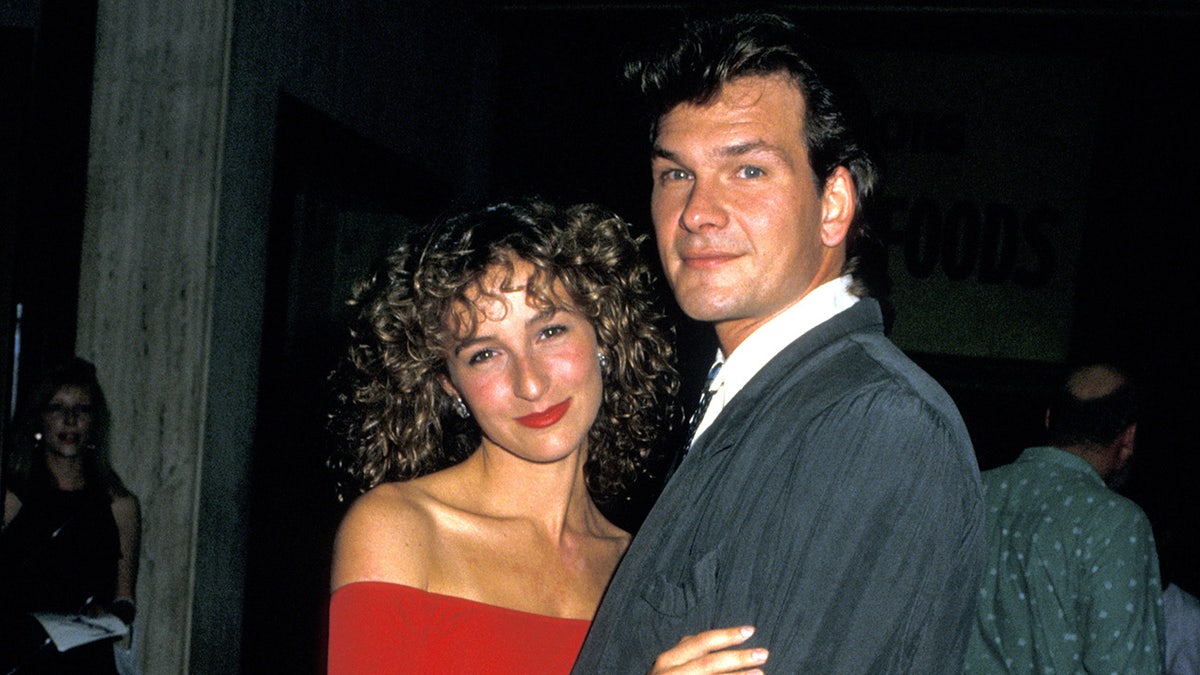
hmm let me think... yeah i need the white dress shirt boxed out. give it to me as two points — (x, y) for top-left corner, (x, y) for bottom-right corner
(690, 275), (860, 444)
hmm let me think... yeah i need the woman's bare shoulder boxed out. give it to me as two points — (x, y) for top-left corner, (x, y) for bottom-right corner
(109, 493), (140, 526)
(330, 480), (439, 591)
(3, 489), (20, 528)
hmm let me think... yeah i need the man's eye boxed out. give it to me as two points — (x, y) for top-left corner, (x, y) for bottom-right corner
(658, 168), (691, 182)
(738, 165), (765, 178)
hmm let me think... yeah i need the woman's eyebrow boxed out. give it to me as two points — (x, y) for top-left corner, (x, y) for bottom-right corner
(451, 306), (564, 356)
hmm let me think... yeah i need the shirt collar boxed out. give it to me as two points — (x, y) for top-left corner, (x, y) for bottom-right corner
(694, 275), (859, 440)
(1017, 446), (1107, 486)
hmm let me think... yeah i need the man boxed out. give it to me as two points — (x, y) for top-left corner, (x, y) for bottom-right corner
(573, 13), (984, 673)
(965, 364), (1166, 673)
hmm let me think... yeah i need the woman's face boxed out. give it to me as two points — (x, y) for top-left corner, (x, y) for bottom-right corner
(441, 261), (604, 466)
(41, 385), (95, 458)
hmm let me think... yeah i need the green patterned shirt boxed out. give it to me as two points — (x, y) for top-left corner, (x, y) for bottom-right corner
(966, 446), (1165, 674)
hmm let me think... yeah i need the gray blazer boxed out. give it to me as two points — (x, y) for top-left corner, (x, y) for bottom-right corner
(574, 298), (985, 674)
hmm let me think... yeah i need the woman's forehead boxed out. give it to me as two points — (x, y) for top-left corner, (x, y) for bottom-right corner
(51, 385), (92, 402)
(448, 262), (574, 335)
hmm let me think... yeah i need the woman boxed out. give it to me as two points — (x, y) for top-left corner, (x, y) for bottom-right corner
(328, 199), (768, 674)
(1, 357), (141, 674)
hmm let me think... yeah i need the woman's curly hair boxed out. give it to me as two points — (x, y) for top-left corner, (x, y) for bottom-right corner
(329, 198), (680, 503)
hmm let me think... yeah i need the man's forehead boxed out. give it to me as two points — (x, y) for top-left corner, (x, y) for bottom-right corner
(654, 73), (806, 146)
(660, 73), (803, 118)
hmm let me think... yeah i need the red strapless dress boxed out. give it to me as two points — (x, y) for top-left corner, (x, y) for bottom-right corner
(328, 581), (591, 674)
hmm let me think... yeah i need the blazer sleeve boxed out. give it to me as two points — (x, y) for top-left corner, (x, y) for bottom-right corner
(749, 385), (985, 674)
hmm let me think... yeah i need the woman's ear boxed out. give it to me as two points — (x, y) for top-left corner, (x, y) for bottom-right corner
(439, 376), (460, 399)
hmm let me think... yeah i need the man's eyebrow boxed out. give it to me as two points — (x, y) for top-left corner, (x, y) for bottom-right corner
(719, 139), (791, 162)
(651, 145), (677, 162)
(652, 139), (790, 163)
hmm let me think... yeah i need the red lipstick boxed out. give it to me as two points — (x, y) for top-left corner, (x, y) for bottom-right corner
(516, 398), (572, 429)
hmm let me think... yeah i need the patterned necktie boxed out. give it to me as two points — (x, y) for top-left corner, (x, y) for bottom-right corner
(685, 361), (723, 448)
(665, 361), (722, 481)
(686, 357), (720, 446)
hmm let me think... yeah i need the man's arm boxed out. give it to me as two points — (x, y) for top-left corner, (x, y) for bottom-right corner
(750, 388), (984, 673)
(1081, 505), (1166, 674)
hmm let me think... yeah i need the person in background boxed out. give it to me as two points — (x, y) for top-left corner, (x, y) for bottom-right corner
(1151, 514), (1200, 675)
(1, 357), (141, 674)
(573, 12), (984, 674)
(327, 198), (760, 674)
(966, 363), (1166, 673)
(1163, 577), (1200, 675)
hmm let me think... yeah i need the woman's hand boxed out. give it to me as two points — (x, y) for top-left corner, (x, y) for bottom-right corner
(649, 626), (769, 674)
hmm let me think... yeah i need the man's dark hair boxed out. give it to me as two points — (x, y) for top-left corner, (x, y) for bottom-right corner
(624, 12), (880, 294)
(1046, 364), (1138, 447)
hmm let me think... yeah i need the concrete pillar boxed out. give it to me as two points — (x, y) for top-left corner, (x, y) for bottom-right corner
(75, 1), (234, 672)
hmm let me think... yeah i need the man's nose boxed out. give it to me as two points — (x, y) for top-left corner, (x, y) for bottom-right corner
(680, 177), (729, 233)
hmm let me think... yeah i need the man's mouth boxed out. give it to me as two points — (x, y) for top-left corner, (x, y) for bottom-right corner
(680, 249), (739, 269)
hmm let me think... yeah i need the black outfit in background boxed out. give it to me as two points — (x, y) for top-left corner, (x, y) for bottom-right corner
(1, 484), (121, 674)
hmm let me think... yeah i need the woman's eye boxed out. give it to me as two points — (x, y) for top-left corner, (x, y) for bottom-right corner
(540, 324), (568, 340)
(467, 349), (496, 365)
(738, 165), (765, 178)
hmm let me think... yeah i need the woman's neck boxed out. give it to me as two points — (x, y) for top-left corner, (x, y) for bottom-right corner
(461, 444), (601, 539)
(44, 453), (87, 491)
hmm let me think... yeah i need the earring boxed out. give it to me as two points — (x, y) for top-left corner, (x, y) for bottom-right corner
(452, 397), (470, 419)
(597, 351), (609, 373)
(33, 431), (43, 445)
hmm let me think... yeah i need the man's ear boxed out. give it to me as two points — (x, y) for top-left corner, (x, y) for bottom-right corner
(819, 166), (855, 248)
(1116, 423), (1137, 465)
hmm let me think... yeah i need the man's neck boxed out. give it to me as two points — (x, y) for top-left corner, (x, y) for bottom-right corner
(714, 274), (855, 356)
(715, 311), (787, 356)
(1059, 443), (1116, 483)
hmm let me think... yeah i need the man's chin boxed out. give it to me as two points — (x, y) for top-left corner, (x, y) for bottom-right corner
(678, 303), (736, 324)
(672, 286), (742, 323)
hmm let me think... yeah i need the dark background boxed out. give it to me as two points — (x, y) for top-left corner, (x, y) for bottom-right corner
(3, 1), (1197, 671)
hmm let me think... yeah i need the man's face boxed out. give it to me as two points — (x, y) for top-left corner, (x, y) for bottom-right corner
(650, 73), (852, 352)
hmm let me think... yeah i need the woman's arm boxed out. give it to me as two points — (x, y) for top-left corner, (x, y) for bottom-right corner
(649, 626), (769, 675)
(331, 483), (430, 591)
(110, 493), (142, 622)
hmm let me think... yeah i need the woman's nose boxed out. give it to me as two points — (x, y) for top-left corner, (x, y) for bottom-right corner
(510, 354), (548, 401)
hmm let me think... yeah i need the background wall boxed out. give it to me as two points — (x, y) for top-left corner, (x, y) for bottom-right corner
(3, 1), (1197, 672)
